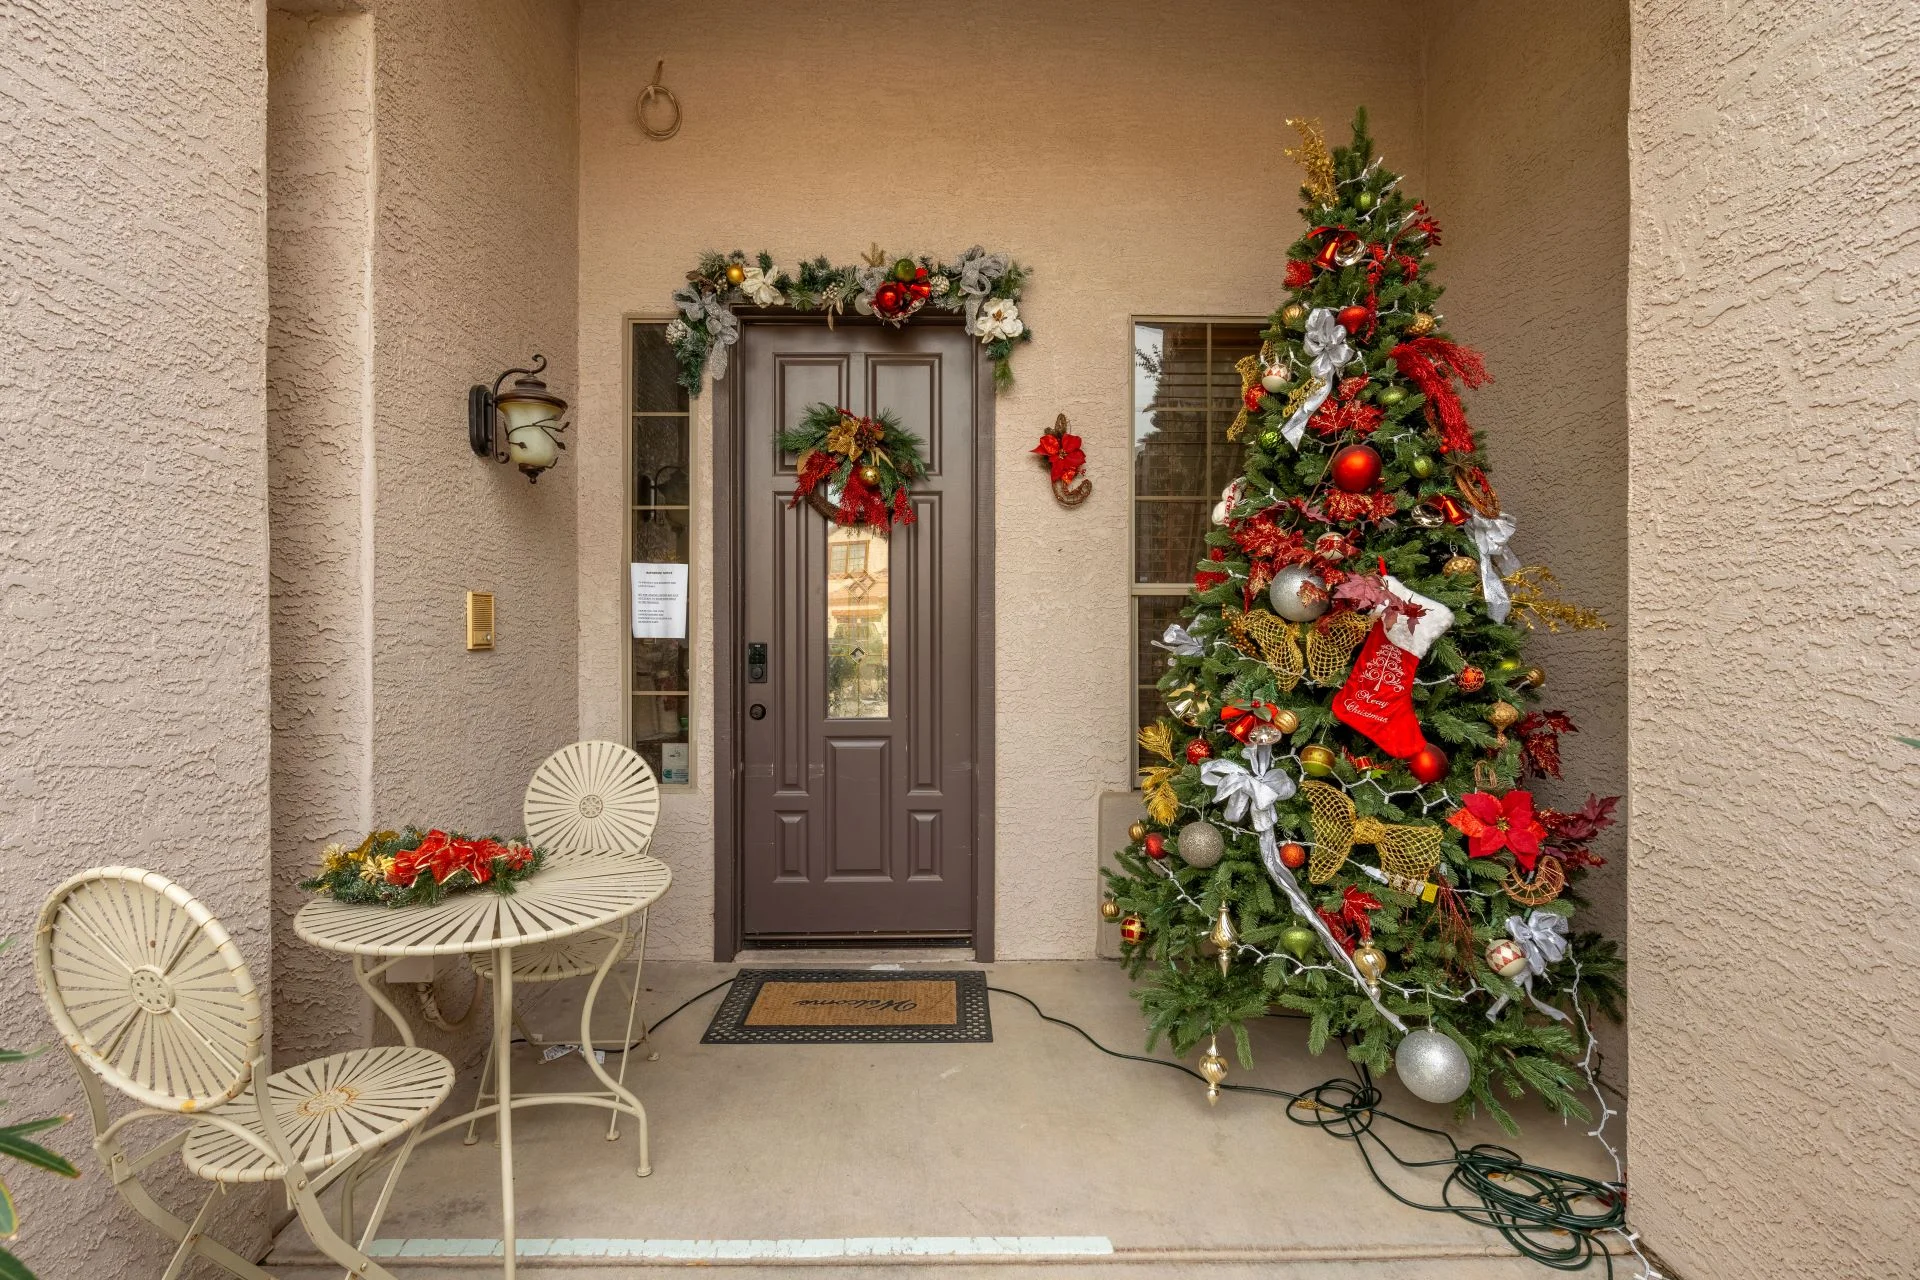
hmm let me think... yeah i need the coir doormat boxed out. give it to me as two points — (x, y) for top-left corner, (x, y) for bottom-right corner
(701, 969), (991, 1045)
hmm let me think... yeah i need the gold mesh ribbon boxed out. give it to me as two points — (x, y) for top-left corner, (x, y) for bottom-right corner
(1226, 609), (1304, 690)
(1306, 611), (1371, 685)
(1302, 780), (1443, 885)
(1227, 354), (1262, 442)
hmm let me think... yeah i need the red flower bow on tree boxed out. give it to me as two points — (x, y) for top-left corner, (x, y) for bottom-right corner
(1031, 429), (1086, 484)
(1446, 790), (1548, 872)
(1317, 886), (1384, 952)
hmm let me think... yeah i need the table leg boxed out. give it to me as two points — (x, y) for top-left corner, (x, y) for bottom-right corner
(492, 945), (517, 1278)
(579, 918), (650, 1176)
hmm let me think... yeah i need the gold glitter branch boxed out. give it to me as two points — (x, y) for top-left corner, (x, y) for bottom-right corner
(1284, 117), (1337, 208)
(1138, 720), (1177, 764)
(1502, 565), (1609, 633)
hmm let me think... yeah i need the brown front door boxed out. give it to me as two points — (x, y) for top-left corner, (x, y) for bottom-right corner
(735, 318), (982, 942)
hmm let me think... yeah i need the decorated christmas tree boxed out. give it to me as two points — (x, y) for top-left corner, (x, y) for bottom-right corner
(1106, 111), (1622, 1130)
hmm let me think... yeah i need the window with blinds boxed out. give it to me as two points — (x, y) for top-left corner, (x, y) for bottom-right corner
(1130, 319), (1265, 775)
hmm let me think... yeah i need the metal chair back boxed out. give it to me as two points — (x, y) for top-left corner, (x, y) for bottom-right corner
(523, 739), (660, 857)
(34, 866), (261, 1114)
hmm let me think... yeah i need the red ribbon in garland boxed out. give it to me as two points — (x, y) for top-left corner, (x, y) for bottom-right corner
(1217, 700), (1285, 744)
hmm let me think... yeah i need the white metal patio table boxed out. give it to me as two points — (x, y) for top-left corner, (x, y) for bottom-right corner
(294, 849), (671, 1277)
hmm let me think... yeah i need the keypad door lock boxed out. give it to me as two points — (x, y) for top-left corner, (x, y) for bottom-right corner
(746, 642), (768, 683)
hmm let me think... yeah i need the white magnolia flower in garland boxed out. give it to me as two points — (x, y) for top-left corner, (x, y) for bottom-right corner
(973, 297), (1024, 343)
(738, 265), (784, 307)
(663, 317), (689, 343)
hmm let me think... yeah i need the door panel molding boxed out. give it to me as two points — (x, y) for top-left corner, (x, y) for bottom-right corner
(711, 313), (995, 959)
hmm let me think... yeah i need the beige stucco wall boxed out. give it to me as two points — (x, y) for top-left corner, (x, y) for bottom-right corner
(1625, 1), (1920, 1275)
(576, 0), (1431, 960)
(0, 1), (276, 1274)
(1425, 2), (1631, 1088)
(267, 0), (584, 1065)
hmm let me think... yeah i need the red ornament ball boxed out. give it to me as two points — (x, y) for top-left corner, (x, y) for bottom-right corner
(1120, 915), (1147, 945)
(1278, 841), (1309, 871)
(1457, 666), (1486, 692)
(1408, 744), (1450, 785)
(1329, 444), (1383, 493)
(1336, 304), (1371, 335)
(1185, 739), (1213, 765)
(1143, 832), (1168, 859)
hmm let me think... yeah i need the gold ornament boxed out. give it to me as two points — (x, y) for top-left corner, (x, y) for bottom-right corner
(1128, 820), (1149, 844)
(725, 263), (746, 286)
(1300, 780), (1444, 885)
(1486, 700), (1521, 731)
(1281, 302), (1308, 329)
(1406, 311), (1437, 337)
(1503, 855), (1566, 906)
(1352, 944), (1388, 992)
(1520, 666), (1546, 689)
(858, 464), (882, 486)
(1282, 118), (1338, 208)
(1198, 1035), (1230, 1106)
(1443, 554), (1478, 577)
(1209, 902), (1238, 976)
(1271, 707), (1300, 735)
(1501, 565), (1609, 633)
(1227, 352), (1267, 442)
(1298, 744), (1337, 777)
(1100, 897), (1122, 922)
(1120, 914), (1147, 944)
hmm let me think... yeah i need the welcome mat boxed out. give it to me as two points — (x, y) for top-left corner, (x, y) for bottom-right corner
(702, 969), (992, 1044)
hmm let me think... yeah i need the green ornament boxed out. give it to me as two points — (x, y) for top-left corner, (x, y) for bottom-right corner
(1258, 428), (1282, 450)
(1355, 190), (1376, 212)
(1378, 385), (1407, 407)
(892, 257), (916, 282)
(1496, 657), (1523, 673)
(1411, 455), (1436, 479)
(1280, 925), (1318, 962)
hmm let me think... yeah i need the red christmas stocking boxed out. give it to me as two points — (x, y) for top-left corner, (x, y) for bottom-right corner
(1332, 621), (1429, 759)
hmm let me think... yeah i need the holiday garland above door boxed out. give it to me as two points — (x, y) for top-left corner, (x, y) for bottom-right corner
(666, 244), (1030, 393)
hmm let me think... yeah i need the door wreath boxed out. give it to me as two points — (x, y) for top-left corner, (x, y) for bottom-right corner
(780, 403), (928, 534)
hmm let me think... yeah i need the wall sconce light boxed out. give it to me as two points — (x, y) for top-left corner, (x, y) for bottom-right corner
(469, 354), (569, 483)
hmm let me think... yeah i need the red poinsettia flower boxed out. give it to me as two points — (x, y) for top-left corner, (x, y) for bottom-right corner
(1032, 431), (1086, 483)
(1446, 790), (1547, 871)
(1194, 546), (1230, 592)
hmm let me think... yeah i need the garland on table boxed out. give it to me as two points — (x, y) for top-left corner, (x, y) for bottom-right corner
(779, 403), (927, 534)
(301, 827), (545, 908)
(668, 245), (1030, 394)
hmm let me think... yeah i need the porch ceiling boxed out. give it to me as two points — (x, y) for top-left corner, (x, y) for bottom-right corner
(268, 960), (1624, 1275)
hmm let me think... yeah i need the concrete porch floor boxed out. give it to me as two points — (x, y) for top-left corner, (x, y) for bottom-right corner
(269, 959), (1629, 1278)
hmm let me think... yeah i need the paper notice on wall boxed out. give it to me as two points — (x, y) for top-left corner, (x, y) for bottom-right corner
(630, 563), (689, 639)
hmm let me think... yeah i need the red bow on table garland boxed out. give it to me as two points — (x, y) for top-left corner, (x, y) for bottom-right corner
(1032, 413), (1091, 507)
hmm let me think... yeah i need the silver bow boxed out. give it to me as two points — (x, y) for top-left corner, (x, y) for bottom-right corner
(1153, 623), (1205, 658)
(953, 245), (1009, 326)
(1281, 308), (1354, 446)
(1199, 746), (1296, 864)
(671, 286), (742, 383)
(1468, 511), (1520, 624)
(1487, 909), (1571, 1023)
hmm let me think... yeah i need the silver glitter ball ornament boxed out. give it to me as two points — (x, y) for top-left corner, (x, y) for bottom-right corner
(1176, 820), (1226, 869)
(1267, 565), (1330, 622)
(1395, 1028), (1471, 1104)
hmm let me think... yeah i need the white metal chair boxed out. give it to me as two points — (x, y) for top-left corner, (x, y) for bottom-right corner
(34, 866), (454, 1280)
(464, 740), (662, 1145)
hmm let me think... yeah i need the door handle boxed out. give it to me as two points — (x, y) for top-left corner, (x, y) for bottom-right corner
(747, 641), (768, 683)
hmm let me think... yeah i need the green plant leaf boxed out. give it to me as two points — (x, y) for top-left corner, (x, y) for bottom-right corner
(0, 1176), (15, 1239)
(0, 1122), (77, 1180)
(0, 1243), (33, 1280)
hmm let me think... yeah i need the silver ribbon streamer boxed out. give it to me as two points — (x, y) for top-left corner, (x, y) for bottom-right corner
(1152, 622), (1206, 658)
(1468, 511), (1520, 625)
(1260, 843), (1409, 1034)
(1486, 909), (1571, 1023)
(1281, 308), (1354, 447)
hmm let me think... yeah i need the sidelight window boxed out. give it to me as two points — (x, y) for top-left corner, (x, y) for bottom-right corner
(1130, 318), (1266, 775)
(628, 320), (694, 786)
